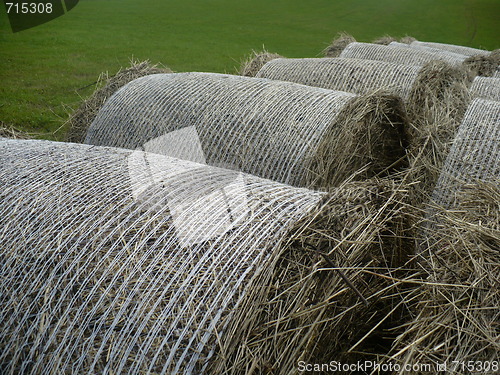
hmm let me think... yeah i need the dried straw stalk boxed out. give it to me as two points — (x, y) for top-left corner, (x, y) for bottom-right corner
(372, 35), (398, 45)
(404, 61), (471, 204)
(470, 76), (500, 101)
(323, 32), (356, 57)
(239, 49), (283, 77)
(463, 54), (500, 77)
(399, 36), (417, 44)
(0, 139), (411, 374)
(0, 122), (32, 139)
(389, 181), (500, 374)
(85, 72), (408, 191)
(65, 60), (171, 143)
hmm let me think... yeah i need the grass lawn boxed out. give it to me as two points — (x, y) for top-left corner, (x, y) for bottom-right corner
(1, 0), (498, 139)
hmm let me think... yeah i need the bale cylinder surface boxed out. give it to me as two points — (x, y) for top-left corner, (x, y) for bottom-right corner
(470, 76), (500, 101)
(340, 42), (467, 67)
(388, 41), (469, 61)
(85, 72), (408, 190)
(431, 98), (500, 208)
(256, 57), (421, 101)
(410, 40), (490, 57)
(0, 139), (409, 374)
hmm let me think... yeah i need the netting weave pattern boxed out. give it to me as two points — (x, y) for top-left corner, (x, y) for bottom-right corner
(340, 42), (467, 67)
(0, 138), (324, 374)
(410, 41), (489, 57)
(255, 57), (421, 101)
(431, 98), (500, 208)
(470, 76), (500, 101)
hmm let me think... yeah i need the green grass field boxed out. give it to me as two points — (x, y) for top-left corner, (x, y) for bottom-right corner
(1, 0), (498, 139)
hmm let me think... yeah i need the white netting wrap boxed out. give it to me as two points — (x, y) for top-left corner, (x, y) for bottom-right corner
(410, 40), (490, 57)
(388, 41), (469, 61)
(470, 76), (500, 101)
(84, 72), (408, 190)
(431, 98), (500, 208)
(0, 138), (322, 373)
(340, 42), (467, 67)
(255, 57), (421, 101)
(0, 139), (409, 374)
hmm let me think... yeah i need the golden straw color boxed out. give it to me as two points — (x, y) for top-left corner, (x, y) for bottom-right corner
(65, 60), (172, 143)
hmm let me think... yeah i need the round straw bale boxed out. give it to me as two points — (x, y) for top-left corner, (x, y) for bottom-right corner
(410, 40), (490, 57)
(65, 60), (171, 143)
(470, 76), (500, 101)
(256, 57), (422, 101)
(0, 139), (411, 374)
(323, 32), (356, 57)
(255, 57), (470, 203)
(238, 49), (283, 77)
(340, 42), (468, 67)
(85, 72), (409, 191)
(429, 98), (500, 208)
(389, 181), (500, 373)
(397, 41), (499, 77)
(372, 35), (397, 45)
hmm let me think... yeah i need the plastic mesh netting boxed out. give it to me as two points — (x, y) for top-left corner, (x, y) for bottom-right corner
(0, 138), (409, 374)
(410, 40), (490, 57)
(431, 98), (500, 208)
(255, 57), (421, 101)
(470, 76), (500, 101)
(85, 72), (408, 190)
(388, 41), (469, 61)
(340, 42), (467, 67)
